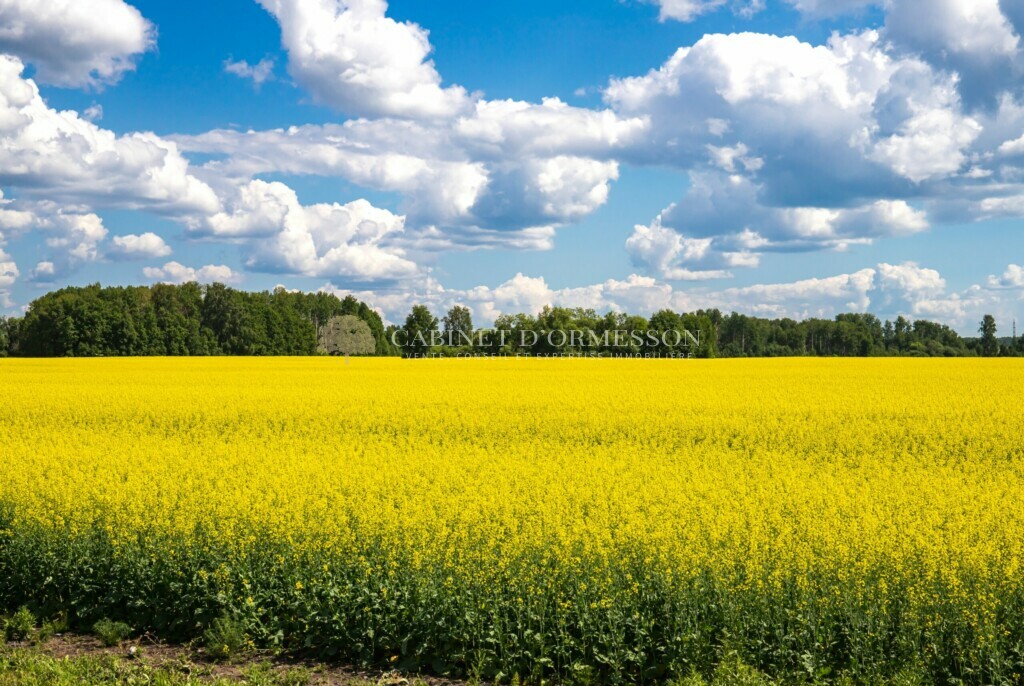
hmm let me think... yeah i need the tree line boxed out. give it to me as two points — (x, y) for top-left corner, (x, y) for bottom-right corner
(0, 283), (1019, 358)
(0, 283), (395, 357)
(396, 305), (1021, 358)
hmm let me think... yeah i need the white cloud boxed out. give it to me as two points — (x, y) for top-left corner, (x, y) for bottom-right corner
(143, 261), (240, 285)
(712, 268), (878, 318)
(644, 0), (764, 22)
(201, 180), (419, 282)
(177, 121), (490, 228)
(255, 0), (471, 119)
(628, 172), (930, 280)
(784, 0), (877, 15)
(224, 57), (275, 88)
(31, 261), (54, 280)
(109, 232), (172, 259)
(0, 0), (1012, 302)
(174, 97), (644, 242)
(865, 67), (982, 183)
(331, 259), (1023, 333)
(605, 31), (980, 189)
(596, 29), (995, 276)
(398, 224), (557, 253)
(877, 261), (946, 299)
(625, 216), (737, 281)
(454, 98), (647, 157)
(707, 143), (763, 173)
(0, 190), (34, 237)
(999, 133), (1024, 156)
(329, 271), (686, 327)
(0, 0), (154, 88)
(785, 0), (1021, 106)
(40, 212), (108, 265)
(0, 196), (115, 280)
(988, 264), (1024, 289)
(83, 104), (103, 122)
(469, 156), (620, 229)
(335, 268), (881, 327)
(0, 56), (220, 215)
(909, 285), (994, 323)
(885, 0), (1019, 62)
(0, 247), (17, 288)
(646, 0), (725, 22)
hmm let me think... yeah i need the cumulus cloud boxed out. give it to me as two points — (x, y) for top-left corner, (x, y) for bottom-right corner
(643, 0), (764, 22)
(332, 267), (879, 327)
(4, 0), (1022, 308)
(0, 56), (220, 215)
(625, 216), (739, 281)
(0, 247), (17, 288)
(0, 0), (154, 88)
(626, 172), (929, 281)
(605, 31), (980, 194)
(83, 104), (103, 122)
(328, 272), (685, 327)
(667, 0), (1022, 95)
(876, 261), (947, 310)
(109, 232), (172, 259)
(337, 259), (1022, 334)
(0, 194), (119, 281)
(884, 0), (1020, 107)
(599, 29), (1019, 278)
(0, 190), (33, 238)
(174, 97), (644, 242)
(662, 174), (928, 243)
(774, 0), (1023, 107)
(255, 0), (470, 119)
(39, 211), (108, 266)
(143, 261), (240, 285)
(0, 54), (431, 285)
(711, 269), (879, 318)
(783, 0), (877, 15)
(454, 98), (647, 158)
(30, 260), (54, 281)
(987, 264), (1024, 288)
(224, 57), (275, 88)
(2, 198), (114, 281)
(199, 180), (418, 282)
(643, 0), (726, 22)
(177, 122), (488, 228)
(871, 261), (1020, 325)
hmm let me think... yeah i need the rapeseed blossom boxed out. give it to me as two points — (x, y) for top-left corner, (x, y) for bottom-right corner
(1, 358), (1022, 683)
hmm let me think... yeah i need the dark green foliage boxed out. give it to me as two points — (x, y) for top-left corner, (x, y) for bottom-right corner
(404, 304), (970, 359)
(2, 281), (980, 359)
(442, 305), (474, 346)
(8, 283), (393, 358)
(203, 615), (246, 661)
(0, 522), (1014, 684)
(979, 314), (999, 357)
(401, 304), (439, 356)
(3, 607), (34, 642)
(92, 618), (132, 646)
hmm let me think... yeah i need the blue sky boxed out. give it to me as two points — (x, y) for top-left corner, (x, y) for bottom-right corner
(0, 0), (1023, 332)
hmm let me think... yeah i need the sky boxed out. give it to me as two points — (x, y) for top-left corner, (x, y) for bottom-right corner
(1, 0), (1023, 333)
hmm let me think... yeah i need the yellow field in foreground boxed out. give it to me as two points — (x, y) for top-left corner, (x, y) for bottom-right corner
(1, 358), (1023, 683)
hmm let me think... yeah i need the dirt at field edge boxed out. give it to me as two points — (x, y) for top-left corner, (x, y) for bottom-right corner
(2, 633), (466, 686)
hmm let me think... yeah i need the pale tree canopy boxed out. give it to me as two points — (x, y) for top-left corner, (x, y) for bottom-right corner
(319, 315), (375, 356)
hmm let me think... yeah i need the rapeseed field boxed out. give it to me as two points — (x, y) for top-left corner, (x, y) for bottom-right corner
(1, 358), (1023, 684)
